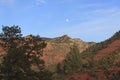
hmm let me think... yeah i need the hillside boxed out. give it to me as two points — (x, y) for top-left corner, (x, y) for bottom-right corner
(81, 31), (120, 61)
(42, 35), (95, 65)
(94, 40), (120, 60)
(0, 30), (120, 80)
(0, 35), (95, 66)
(65, 31), (120, 80)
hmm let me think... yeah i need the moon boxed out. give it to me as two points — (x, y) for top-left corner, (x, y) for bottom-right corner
(65, 18), (70, 22)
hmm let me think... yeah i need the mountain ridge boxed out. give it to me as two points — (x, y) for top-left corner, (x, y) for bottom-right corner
(0, 34), (95, 65)
(42, 34), (95, 65)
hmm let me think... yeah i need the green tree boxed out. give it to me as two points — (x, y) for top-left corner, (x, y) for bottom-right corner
(0, 26), (52, 80)
(0, 25), (22, 39)
(0, 25), (22, 51)
(57, 44), (83, 74)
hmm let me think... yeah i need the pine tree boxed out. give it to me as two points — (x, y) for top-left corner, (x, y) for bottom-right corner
(57, 44), (83, 74)
(0, 26), (52, 80)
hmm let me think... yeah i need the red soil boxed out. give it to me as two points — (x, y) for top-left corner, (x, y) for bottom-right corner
(66, 68), (120, 80)
(94, 40), (120, 60)
(0, 47), (5, 56)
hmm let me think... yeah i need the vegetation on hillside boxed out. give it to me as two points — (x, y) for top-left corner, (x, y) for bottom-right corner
(81, 31), (120, 59)
(0, 25), (120, 80)
(97, 49), (120, 69)
(56, 31), (120, 80)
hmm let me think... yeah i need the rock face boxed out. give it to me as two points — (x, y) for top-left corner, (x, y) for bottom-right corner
(42, 35), (95, 65)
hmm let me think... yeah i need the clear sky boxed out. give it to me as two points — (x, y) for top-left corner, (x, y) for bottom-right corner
(0, 0), (120, 42)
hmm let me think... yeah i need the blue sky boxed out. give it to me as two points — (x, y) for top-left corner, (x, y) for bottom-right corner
(0, 0), (120, 42)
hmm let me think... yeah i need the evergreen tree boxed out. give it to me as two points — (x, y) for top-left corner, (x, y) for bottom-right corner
(57, 44), (83, 74)
(0, 26), (52, 80)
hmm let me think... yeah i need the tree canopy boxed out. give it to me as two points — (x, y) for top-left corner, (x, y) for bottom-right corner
(0, 25), (52, 80)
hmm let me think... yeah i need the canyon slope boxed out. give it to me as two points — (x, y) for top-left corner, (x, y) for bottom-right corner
(42, 35), (95, 65)
(0, 35), (95, 66)
(66, 31), (120, 80)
